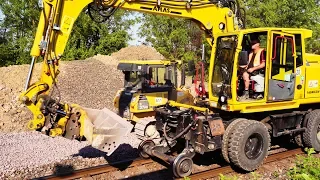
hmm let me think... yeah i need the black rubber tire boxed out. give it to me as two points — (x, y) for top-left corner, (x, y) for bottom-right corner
(222, 118), (247, 163)
(228, 120), (270, 171)
(303, 109), (320, 151)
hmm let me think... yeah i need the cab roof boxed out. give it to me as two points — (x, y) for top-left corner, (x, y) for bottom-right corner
(230, 28), (313, 39)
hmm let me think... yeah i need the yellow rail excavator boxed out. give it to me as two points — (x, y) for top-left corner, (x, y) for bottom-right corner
(113, 59), (194, 139)
(20, 0), (320, 178)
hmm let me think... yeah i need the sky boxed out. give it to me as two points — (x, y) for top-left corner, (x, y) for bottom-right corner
(126, 12), (145, 46)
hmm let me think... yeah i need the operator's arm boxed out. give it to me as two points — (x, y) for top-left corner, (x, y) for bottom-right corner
(252, 50), (266, 71)
(248, 50), (266, 72)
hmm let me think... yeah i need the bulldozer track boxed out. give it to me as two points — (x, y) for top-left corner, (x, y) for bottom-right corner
(38, 148), (304, 180)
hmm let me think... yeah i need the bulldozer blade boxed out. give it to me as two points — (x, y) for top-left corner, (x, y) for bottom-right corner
(81, 107), (134, 155)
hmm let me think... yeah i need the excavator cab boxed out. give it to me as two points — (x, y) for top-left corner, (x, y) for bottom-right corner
(209, 29), (303, 110)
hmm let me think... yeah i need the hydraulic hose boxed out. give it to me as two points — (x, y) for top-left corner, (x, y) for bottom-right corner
(163, 121), (194, 142)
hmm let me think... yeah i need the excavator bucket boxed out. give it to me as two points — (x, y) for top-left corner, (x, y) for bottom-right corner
(81, 107), (134, 155)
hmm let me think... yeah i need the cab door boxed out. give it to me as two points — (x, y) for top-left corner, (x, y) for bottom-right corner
(267, 32), (297, 102)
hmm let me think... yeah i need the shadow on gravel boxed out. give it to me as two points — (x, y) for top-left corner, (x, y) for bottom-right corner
(53, 164), (76, 176)
(72, 143), (140, 169)
(35, 164), (76, 179)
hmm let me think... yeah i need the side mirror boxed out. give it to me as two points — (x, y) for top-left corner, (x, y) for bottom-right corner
(188, 60), (195, 76)
(238, 51), (248, 66)
(181, 64), (186, 86)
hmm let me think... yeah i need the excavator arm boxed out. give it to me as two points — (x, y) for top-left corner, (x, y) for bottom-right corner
(19, 0), (245, 155)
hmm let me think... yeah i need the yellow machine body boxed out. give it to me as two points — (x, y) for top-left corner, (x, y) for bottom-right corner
(204, 28), (320, 113)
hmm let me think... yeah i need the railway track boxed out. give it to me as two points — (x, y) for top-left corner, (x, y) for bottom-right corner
(37, 148), (304, 180)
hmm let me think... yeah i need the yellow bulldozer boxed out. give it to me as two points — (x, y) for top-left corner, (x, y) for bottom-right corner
(19, 0), (320, 178)
(113, 59), (194, 139)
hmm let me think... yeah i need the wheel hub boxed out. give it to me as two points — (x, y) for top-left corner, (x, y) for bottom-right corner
(245, 133), (263, 160)
(173, 155), (193, 178)
(138, 140), (155, 159)
(180, 160), (192, 173)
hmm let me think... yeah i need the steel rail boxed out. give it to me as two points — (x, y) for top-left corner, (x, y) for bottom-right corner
(36, 158), (154, 180)
(37, 148), (304, 180)
(185, 148), (304, 180)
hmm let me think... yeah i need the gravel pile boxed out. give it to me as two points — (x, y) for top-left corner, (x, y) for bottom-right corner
(111, 45), (165, 60)
(0, 131), (88, 173)
(0, 45), (165, 179)
(0, 131), (140, 179)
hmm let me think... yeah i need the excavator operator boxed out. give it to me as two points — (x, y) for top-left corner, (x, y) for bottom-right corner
(239, 38), (266, 100)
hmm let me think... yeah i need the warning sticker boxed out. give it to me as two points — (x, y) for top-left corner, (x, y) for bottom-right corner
(308, 80), (318, 88)
(155, 97), (162, 104)
(296, 67), (301, 75)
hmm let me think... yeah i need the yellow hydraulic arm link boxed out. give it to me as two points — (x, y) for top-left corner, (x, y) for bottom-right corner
(19, 0), (244, 152)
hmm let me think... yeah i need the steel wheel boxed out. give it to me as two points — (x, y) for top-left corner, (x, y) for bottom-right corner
(138, 140), (155, 159)
(172, 154), (193, 178)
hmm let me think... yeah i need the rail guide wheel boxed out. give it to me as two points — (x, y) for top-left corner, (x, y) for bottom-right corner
(172, 154), (193, 178)
(138, 139), (155, 159)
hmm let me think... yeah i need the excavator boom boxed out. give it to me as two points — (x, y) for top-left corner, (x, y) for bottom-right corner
(20, 0), (245, 155)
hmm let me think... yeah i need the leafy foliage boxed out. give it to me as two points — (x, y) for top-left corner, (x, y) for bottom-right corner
(0, 1), (134, 66)
(0, 0), (41, 66)
(287, 148), (320, 180)
(138, 15), (210, 63)
(63, 10), (134, 60)
(244, 0), (320, 53)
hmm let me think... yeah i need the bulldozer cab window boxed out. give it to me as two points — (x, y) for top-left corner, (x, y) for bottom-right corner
(124, 71), (143, 89)
(150, 67), (167, 85)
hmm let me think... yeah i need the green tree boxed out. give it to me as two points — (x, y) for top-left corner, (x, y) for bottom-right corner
(0, 0), (41, 66)
(138, 14), (209, 63)
(243, 0), (320, 53)
(63, 9), (135, 60)
(0, 1), (135, 66)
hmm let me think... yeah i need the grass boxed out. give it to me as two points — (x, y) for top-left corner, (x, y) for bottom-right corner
(287, 148), (320, 180)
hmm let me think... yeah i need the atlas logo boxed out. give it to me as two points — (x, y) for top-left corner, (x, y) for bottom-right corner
(153, 5), (171, 13)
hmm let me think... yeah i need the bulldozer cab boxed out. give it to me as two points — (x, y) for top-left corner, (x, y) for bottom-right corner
(209, 28), (308, 112)
(117, 60), (183, 93)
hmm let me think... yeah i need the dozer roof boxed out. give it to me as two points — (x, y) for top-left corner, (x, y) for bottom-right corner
(117, 59), (181, 71)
